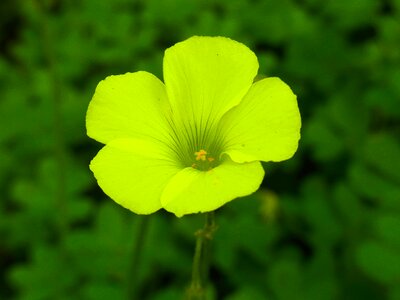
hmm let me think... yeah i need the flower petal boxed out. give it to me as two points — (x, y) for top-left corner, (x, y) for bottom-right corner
(161, 159), (264, 217)
(163, 36), (258, 129)
(86, 71), (171, 145)
(221, 77), (301, 163)
(90, 138), (181, 215)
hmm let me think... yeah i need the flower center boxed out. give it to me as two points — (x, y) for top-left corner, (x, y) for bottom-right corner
(164, 114), (225, 171)
(192, 149), (216, 171)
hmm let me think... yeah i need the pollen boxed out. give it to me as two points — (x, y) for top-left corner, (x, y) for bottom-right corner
(195, 149), (208, 161)
(193, 149), (216, 170)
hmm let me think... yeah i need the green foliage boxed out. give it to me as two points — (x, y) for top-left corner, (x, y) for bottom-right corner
(1, 0), (399, 299)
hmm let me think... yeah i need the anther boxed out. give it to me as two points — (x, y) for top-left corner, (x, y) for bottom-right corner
(195, 149), (207, 161)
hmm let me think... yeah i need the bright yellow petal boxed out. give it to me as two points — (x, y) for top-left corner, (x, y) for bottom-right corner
(86, 71), (170, 145)
(221, 77), (301, 163)
(161, 158), (264, 217)
(163, 36), (258, 129)
(90, 138), (181, 215)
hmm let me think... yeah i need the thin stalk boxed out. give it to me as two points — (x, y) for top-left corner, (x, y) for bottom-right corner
(33, 0), (68, 247)
(186, 212), (217, 300)
(32, 4), (68, 300)
(127, 216), (150, 300)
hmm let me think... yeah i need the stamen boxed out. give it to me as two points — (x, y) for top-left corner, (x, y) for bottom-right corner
(192, 149), (218, 171)
(195, 149), (207, 161)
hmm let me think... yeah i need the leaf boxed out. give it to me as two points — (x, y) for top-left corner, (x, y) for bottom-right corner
(332, 183), (363, 227)
(373, 213), (400, 248)
(226, 286), (267, 300)
(81, 282), (124, 300)
(267, 259), (304, 300)
(356, 241), (400, 284)
(349, 163), (400, 209)
(8, 245), (76, 299)
(303, 115), (344, 161)
(363, 134), (400, 184)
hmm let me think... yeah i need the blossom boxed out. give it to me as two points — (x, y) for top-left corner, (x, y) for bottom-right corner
(86, 36), (301, 217)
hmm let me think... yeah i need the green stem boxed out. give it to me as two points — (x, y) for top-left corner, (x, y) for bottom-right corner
(33, 0), (68, 248)
(186, 212), (217, 300)
(128, 216), (150, 300)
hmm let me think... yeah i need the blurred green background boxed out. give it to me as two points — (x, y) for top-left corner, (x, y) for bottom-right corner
(1, 0), (400, 299)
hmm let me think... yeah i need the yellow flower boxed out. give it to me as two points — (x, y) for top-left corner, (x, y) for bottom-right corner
(86, 36), (301, 217)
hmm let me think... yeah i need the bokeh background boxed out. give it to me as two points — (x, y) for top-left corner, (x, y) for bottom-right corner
(1, 0), (400, 299)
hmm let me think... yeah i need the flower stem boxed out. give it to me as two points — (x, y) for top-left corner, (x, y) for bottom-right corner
(186, 212), (217, 300)
(33, 0), (68, 250)
(127, 216), (150, 299)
